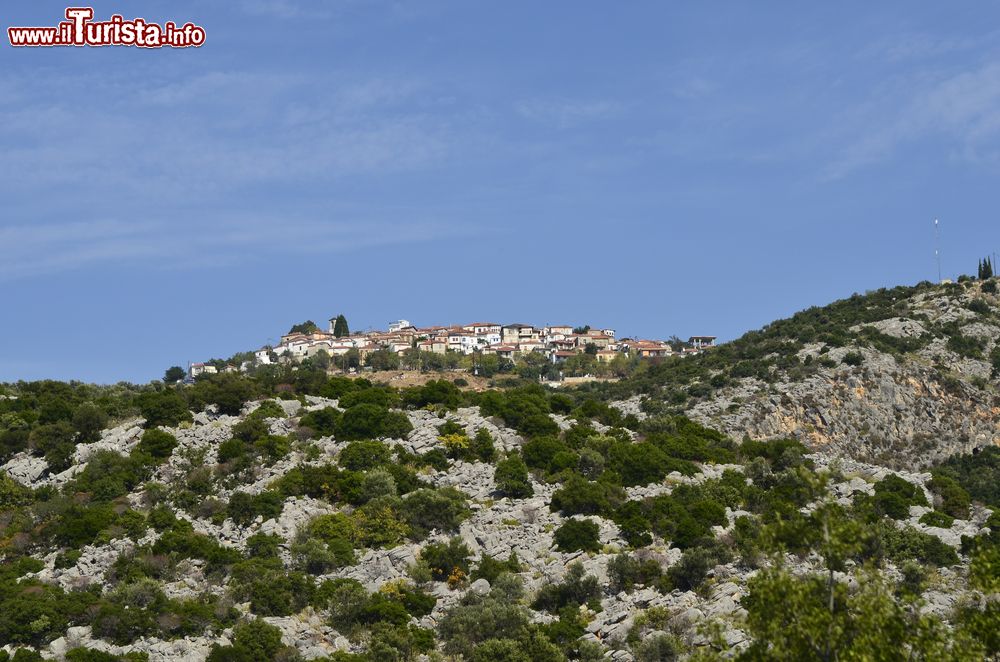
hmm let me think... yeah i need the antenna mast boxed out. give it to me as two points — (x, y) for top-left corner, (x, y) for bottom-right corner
(934, 218), (941, 283)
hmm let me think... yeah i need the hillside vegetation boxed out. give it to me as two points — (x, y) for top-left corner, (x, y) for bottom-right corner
(1, 354), (999, 660)
(587, 278), (1000, 469)
(0, 282), (1000, 662)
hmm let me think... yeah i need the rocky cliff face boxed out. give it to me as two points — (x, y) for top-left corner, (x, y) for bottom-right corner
(654, 282), (1000, 469)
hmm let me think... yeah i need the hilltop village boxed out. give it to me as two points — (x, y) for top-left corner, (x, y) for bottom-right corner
(190, 317), (716, 379)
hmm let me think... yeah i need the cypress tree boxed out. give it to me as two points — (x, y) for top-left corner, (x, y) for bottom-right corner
(333, 314), (350, 338)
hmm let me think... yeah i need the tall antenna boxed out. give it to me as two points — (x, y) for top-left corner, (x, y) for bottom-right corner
(934, 218), (941, 282)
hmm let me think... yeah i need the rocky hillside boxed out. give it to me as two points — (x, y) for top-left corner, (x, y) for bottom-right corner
(2, 374), (999, 660)
(610, 279), (1000, 470)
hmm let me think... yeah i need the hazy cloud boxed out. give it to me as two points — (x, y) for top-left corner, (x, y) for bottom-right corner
(515, 98), (621, 129)
(826, 61), (1000, 178)
(0, 218), (466, 282)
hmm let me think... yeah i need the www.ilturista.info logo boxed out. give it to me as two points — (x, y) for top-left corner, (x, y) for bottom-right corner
(8, 8), (206, 48)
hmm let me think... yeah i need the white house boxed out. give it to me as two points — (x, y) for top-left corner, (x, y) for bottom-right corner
(463, 321), (502, 335)
(388, 319), (413, 333)
(189, 363), (217, 378)
(254, 348), (274, 365)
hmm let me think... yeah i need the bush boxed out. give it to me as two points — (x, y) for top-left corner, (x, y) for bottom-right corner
(402, 380), (463, 409)
(206, 619), (286, 661)
(338, 440), (391, 471)
(919, 510), (955, 528)
(532, 562), (601, 612)
(135, 429), (177, 460)
(472, 553), (523, 583)
(420, 537), (472, 582)
(634, 634), (680, 662)
(402, 487), (469, 537)
(470, 428), (497, 462)
(522, 436), (574, 473)
(70, 450), (151, 501)
(438, 576), (535, 658)
(137, 390), (192, 428)
(842, 351), (864, 367)
(338, 404), (412, 441)
(551, 475), (620, 516)
(291, 538), (355, 574)
(227, 491), (284, 526)
(608, 553), (663, 592)
(71, 403), (109, 444)
(873, 474), (927, 520)
(298, 407), (341, 437)
(48, 504), (113, 549)
(553, 518), (601, 552)
(28, 421), (77, 472)
(876, 524), (959, 567)
(931, 447), (1000, 508)
(495, 455), (533, 498)
(666, 546), (714, 592)
(928, 474), (971, 518)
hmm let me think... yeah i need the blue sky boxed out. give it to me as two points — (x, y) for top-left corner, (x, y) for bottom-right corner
(2, 2), (999, 383)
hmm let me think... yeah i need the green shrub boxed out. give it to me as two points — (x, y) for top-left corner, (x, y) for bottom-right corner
(135, 429), (177, 460)
(339, 440), (391, 471)
(842, 351), (864, 367)
(51, 503), (118, 548)
(947, 332), (986, 358)
(532, 562), (601, 612)
(71, 403), (109, 444)
(298, 407), (341, 437)
(551, 475), (620, 516)
(666, 546), (715, 592)
(931, 447), (1000, 508)
(206, 619), (287, 661)
(227, 491), (284, 526)
(523, 436), (574, 473)
(402, 487), (469, 537)
(873, 474), (927, 520)
(919, 510), (955, 528)
(469, 428), (497, 462)
(420, 537), (472, 582)
(29, 421), (77, 472)
(438, 575), (534, 658)
(928, 474), (971, 518)
(472, 553), (523, 583)
(338, 404), (412, 441)
(608, 553), (663, 592)
(495, 455), (533, 498)
(137, 390), (192, 429)
(876, 524), (959, 567)
(291, 538), (355, 574)
(553, 518), (601, 552)
(253, 400), (285, 419)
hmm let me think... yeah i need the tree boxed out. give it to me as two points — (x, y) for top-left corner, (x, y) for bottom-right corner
(337, 348), (362, 371)
(367, 349), (400, 371)
(163, 366), (186, 384)
(495, 455), (533, 498)
(333, 314), (350, 338)
(553, 519), (601, 552)
(740, 566), (982, 660)
(135, 429), (178, 460)
(979, 257), (994, 280)
(288, 320), (320, 335)
(137, 389), (192, 428)
(72, 403), (108, 443)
